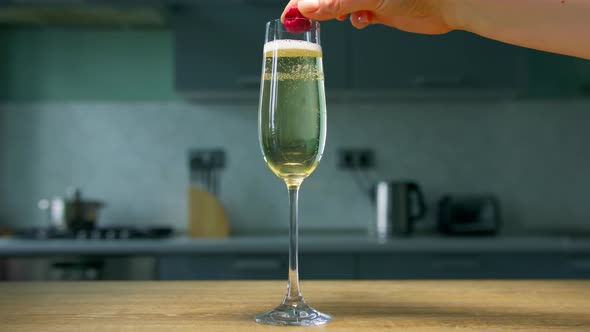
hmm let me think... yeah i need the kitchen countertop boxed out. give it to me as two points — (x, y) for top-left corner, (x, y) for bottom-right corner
(0, 235), (589, 256)
(0, 280), (588, 331)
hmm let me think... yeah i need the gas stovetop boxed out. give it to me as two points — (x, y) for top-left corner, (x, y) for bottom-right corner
(15, 226), (173, 240)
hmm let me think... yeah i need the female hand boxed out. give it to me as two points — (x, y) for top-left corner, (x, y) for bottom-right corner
(281, 0), (456, 34)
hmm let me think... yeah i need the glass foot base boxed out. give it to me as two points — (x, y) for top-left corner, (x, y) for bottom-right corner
(255, 301), (332, 326)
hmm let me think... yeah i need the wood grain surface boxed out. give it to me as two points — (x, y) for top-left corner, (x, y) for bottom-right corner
(0, 280), (589, 331)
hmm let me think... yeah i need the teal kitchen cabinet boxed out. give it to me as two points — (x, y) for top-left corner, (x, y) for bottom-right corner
(0, 27), (175, 101)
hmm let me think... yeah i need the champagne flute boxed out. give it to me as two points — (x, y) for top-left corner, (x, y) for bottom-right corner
(256, 19), (331, 326)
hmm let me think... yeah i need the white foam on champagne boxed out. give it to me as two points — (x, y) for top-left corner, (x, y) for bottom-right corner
(263, 39), (322, 54)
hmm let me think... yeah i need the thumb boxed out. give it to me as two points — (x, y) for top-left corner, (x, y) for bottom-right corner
(297, 0), (382, 20)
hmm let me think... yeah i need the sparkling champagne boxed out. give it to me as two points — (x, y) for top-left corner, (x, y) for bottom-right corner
(259, 40), (327, 184)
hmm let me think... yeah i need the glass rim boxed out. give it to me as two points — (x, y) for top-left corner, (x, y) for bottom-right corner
(266, 18), (320, 29)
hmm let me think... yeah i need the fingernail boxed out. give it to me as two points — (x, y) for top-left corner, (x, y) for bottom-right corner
(356, 11), (369, 25)
(351, 11), (370, 29)
(298, 0), (320, 12)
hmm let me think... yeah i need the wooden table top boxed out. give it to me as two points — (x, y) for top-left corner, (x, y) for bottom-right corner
(0, 280), (589, 331)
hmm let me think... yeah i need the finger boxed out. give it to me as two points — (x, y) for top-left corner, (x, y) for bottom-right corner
(298, 0), (382, 21)
(337, 14), (348, 21)
(350, 11), (371, 29)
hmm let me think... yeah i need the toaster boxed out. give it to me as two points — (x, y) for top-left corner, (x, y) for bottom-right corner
(437, 194), (501, 235)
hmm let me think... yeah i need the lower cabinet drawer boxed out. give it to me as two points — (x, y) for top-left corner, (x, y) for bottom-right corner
(157, 254), (356, 280)
(300, 255), (356, 279)
(158, 253), (576, 280)
(564, 255), (590, 278)
(158, 255), (287, 280)
(358, 254), (566, 279)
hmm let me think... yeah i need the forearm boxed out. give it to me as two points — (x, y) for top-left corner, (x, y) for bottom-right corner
(450, 0), (590, 59)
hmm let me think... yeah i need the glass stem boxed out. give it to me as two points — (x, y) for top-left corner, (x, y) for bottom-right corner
(284, 183), (303, 305)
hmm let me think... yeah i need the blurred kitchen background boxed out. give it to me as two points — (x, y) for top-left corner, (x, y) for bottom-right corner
(1, 1), (590, 281)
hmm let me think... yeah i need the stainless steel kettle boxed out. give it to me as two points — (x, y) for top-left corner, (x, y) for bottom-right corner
(372, 181), (426, 239)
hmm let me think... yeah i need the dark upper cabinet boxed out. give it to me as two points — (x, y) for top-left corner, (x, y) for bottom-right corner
(173, 4), (587, 99)
(174, 4), (278, 97)
(527, 50), (590, 98)
(174, 3), (350, 98)
(320, 19), (352, 91)
(349, 26), (528, 94)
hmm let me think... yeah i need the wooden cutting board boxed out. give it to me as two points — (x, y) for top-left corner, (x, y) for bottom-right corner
(0, 280), (589, 331)
(187, 186), (230, 237)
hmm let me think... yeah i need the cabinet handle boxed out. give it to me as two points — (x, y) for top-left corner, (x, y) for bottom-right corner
(233, 259), (281, 271)
(235, 75), (260, 89)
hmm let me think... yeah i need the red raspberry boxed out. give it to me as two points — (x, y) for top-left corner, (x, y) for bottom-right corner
(284, 6), (312, 33)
